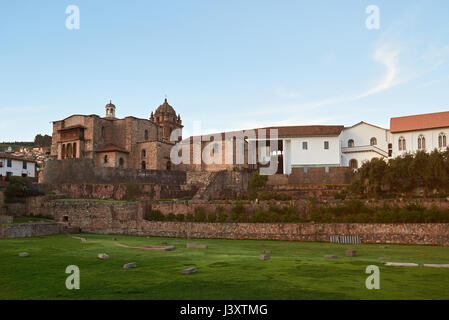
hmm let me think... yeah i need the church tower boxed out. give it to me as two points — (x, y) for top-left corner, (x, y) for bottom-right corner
(151, 98), (183, 142)
(105, 100), (116, 118)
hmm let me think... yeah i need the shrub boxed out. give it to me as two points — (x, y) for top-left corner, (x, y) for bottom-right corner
(167, 212), (176, 221)
(175, 214), (185, 222)
(249, 171), (268, 190)
(194, 208), (206, 222)
(218, 212), (228, 222)
(186, 213), (194, 222)
(146, 210), (165, 221)
(334, 190), (347, 200)
(207, 213), (217, 222)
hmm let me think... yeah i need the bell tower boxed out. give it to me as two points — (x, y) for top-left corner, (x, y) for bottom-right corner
(151, 98), (183, 142)
(105, 100), (116, 118)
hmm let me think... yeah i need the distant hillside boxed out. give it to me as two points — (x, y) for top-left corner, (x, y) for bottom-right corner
(0, 134), (52, 152)
(0, 142), (35, 152)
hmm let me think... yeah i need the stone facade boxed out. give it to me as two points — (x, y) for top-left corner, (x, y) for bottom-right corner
(41, 158), (187, 185)
(24, 199), (449, 245)
(0, 215), (13, 223)
(49, 99), (181, 172)
(138, 221), (449, 246)
(0, 222), (59, 239)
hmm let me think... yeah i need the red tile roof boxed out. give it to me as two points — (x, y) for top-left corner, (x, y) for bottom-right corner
(183, 125), (344, 143)
(0, 153), (37, 163)
(260, 125), (344, 137)
(390, 110), (449, 133)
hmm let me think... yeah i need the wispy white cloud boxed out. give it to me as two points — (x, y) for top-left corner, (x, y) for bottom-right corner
(354, 44), (401, 99)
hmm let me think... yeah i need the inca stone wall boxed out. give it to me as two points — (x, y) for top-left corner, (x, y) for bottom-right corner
(31, 200), (146, 235)
(0, 222), (60, 239)
(139, 222), (449, 246)
(267, 167), (355, 185)
(41, 159), (187, 185)
(26, 199), (449, 245)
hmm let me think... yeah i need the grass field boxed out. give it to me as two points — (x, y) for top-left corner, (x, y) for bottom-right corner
(1, 234), (448, 300)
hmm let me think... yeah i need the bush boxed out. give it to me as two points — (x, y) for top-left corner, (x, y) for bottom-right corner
(175, 214), (185, 222)
(194, 208), (206, 222)
(218, 212), (228, 222)
(146, 210), (165, 221)
(167, 212), (176, 221)
(186, 213), (194, 222)
(4, 177), (44, 202)
(207, 213), (217, 222)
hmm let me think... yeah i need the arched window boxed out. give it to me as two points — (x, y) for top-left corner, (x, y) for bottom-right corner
(72, 143), (76, 158)
(370, 137), (377, 146)
(418, 135), (425, 150)
(141, 161), (146, 170)
(349, 159), (358, 169)
(348, 139), (354, 148)
(141, 149), (146, 158)
(119, 158), (124, 168)
(104, 155), (108, 164)
(67, 143), (72, 158)
(144, 130), (149, 140)
(398, 137), (406, 151)
(439, 133), (447, 148)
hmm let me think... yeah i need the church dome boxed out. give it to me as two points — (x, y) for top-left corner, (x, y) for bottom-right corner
(155, 98), (176, 116)
(106, 100), (115, 108)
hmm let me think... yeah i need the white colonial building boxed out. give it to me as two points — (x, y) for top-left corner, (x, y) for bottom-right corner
(252, 122), (390, 174)
(0, 154), (37, 179)
(390, 111), (449, 157)
(340, 121), (390, 169)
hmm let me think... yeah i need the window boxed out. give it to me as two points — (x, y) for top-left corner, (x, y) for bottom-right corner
(370, 137), (377, 146)
(302, 141), (308, 150)
(439, 133), (447, 148)
(119, 158), (125, 168)
(104, 155), (108, 164)
(23, 162), (27, 169)
(348, 139), (354, 147)
(324, 141), (329, 149)
(73, 143), (76, 158)
(349, 159), (358, 169)
(398, 137), (406, 151)
(144, 130), (149, 140)
(388, 143), (392, 157)
(61, 144), (65, 159)
(0, 161), (3, 168)
(418, 135), (425, 150)
(7, 159), (12, 167)
(141, 161), (146, 170)
(141, 149), (146, 158)
(101, 126), (105, 138)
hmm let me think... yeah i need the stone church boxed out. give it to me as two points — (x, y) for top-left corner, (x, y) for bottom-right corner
(50, 99), (183, 170)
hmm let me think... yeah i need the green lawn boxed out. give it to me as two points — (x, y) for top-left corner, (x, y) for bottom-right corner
(0, 234), (448, 300)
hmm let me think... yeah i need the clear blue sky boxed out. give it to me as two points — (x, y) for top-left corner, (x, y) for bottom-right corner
(1, 0), (448, 141)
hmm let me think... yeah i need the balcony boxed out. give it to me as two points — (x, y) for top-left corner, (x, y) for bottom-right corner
(341, 145), (388, 157)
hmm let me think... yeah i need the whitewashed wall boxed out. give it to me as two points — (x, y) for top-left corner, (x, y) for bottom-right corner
(0, 158), (36, 178)
(340, 123), (390, 168)
(391, 127), (449, 158)
(283, 136), (341, 173)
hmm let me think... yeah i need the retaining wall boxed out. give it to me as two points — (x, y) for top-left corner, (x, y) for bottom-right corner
(0, 222), (60, 239)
